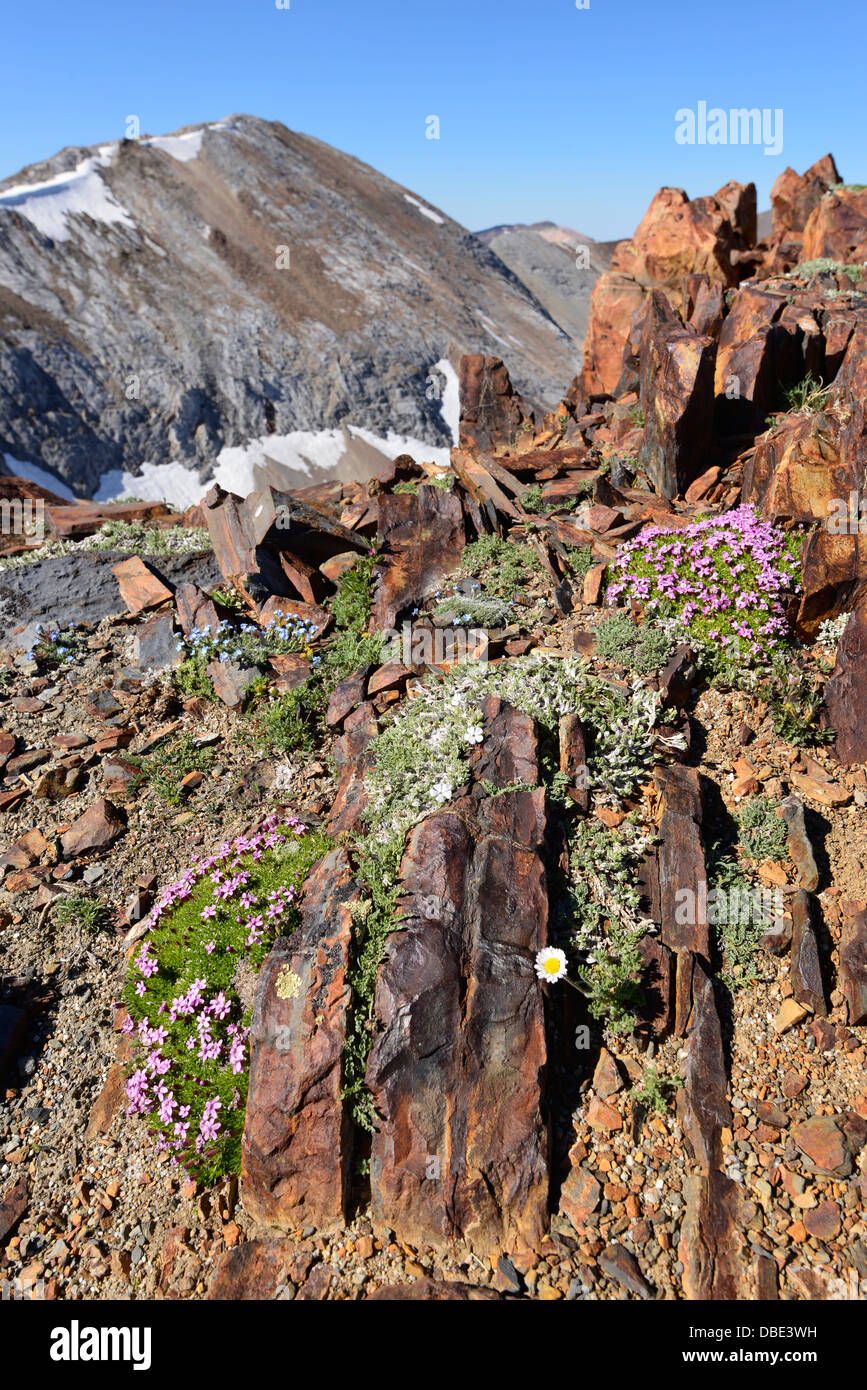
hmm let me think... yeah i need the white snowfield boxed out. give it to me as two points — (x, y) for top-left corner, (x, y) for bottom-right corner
(0, 122), (237, 240)
(0, 146), (135, 242)
(4, 360), (461, 509)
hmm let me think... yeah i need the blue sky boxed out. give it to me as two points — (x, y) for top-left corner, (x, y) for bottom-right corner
(2, 0), (864, 240)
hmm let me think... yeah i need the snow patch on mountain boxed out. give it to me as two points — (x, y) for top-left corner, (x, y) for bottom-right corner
(0, 148), (136, 242)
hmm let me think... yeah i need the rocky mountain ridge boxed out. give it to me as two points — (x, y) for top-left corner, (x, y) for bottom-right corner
(0, 116), (576, 500)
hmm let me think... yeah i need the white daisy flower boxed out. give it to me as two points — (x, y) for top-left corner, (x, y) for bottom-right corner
(534, 948), (568, 983)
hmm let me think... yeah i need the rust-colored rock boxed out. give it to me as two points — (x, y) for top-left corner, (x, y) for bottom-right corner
(371, 485), (466, 630)
(612, 186), (738, 293)
(207, 659), (259, 711)
(112, 557), (173, 615)
(744, 408), (865, 525)
(802, 185), (867, 265)
(175, 581), (219, 638)
(85, 1063), (126, 1139)
(770, 155), (841, 238)
(840, 902), (867, 1025)
(679, 954), (732, 1172)
(208, 1238), (297, 1299)
(791, 1115), (855, 1178)
(241, 848), (358, 1232)
(326, 703), (379, 836)
(366, 699), (549, 1256)
(458, 355), (533, 454)
(789, 891), (827, 1016)
(777, 796), (819, 891)
(325, 665), (371, 729)
(59, 798), (126, 858)
(638, 292), (716, 498)
(576, 273), (647, 398)
(825, 596), (867, 766)
(680, 1170), (744, 1300)
(559, 1164), (601, 1233)
(366, 1279), (501, 1301)
(654, 765), (710, 962)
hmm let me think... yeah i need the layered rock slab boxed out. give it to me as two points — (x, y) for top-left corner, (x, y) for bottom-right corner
(241, 848), (359, 1231)
(365, 698), (550, 1256)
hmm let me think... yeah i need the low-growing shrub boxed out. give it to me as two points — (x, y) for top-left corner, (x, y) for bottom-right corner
(737, 796), (787, 861)
(594, 612), (674, 675)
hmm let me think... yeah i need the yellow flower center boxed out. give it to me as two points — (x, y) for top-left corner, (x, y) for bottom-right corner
(543, 957), (561, 976)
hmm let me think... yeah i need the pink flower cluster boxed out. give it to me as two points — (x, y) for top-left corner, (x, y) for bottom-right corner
(125, 811), (306, 1172)
(606, 505), (798, 660)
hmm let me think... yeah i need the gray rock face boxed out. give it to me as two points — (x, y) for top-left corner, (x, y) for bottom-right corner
(0, 550), (220, 648)
(0, 115), (575, 497)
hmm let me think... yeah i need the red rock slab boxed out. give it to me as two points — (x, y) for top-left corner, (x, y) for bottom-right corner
(325, 665), (371, 729)
(0, 1174), (29, 1244)
(790, 891), (827, 1016)
(59, 798), (125, 858)
(638, 291), (716, 499)
(654, 765), (710, 962)
(0, 828), (50, 872)
(278, 549), (328, 606)
(840, 902), (867, 1026)
(242, 849), (358, 1233)
(770, 155), (841, 237)
(371, 486), (466, 631)
(85, 1063), (126, 1139)
(803, 185), (867, 265)
(207, 660), (259, 711)
(366, 1279), (502, 1301)
(207, 1238), (299, 1299)
(366, 701), (549, 1257)
(575, 272), (648, 398)
(825, 595), (867, 766)
(0, 730), (16, 769)
(367, 661), (411, 697)
(174, 581), (220, 638)
(258, 595), (330, 638)
(679, 953), (732, 1172)
(558, 712), (589, 813)
(679, 1169), (744, 1300)
(201, 484), (257, 578)
(44, 499), (174, 541)
(778, 796), (819, 891)
(111, 557), (173, 615)
(245, 486), (366, 561)
(326, 703), (379, 836)
(457, 355), (534, 456)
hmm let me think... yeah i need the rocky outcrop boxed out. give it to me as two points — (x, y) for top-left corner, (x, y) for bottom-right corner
(457, 355), (536, 455)
(241, 848), (359, 1232)
(770, 155), (841, 239)
(370, 484), (466, 629)
(638, 292), (716, 498)
(825, 596), (867, 765)
(365, 697), (550, 1256)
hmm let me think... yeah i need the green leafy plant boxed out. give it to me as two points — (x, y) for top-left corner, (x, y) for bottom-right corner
(737, 796), (787, 861)
(433, 594), (512, 628)
(54, 893), (113, 933)
(784, 372), (830, 414)
(25, 622), (90, 669)
(630, 1065), (682, 1115)
(594, 612), (674, 675)
(758, 656), (834, 746)
(132, 733), (215, 805)
(243, 686), (315, 754)
(458, 534), (541, 600)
